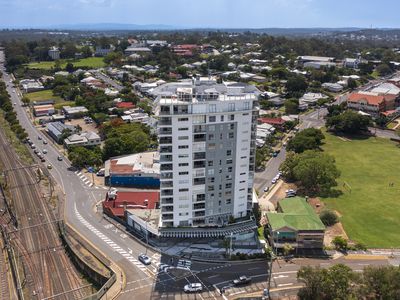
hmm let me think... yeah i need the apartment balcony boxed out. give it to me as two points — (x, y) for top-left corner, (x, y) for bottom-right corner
(193, 177), (205, 186)
(193, 134), (206, 143)
(160, 163), (173, 171)
(161, 190), (173, 197)
(162, 214), (174, 221)
(194, 211), (205, 217)
(193, 142), (206, 152)
(159, 137), (172, 145)
(193, 152), (206, 160)
(158, 117), (172, 126)
(160, 155), (173, 162)
(161, 206), (174, 213)
(193, 125), (206, 133)
(160, 172), (173, 180)
(193, 203), (205, 210)
(160, 181), (173, 188)
(173, 105), (189, 115)
(160, 106), (171, 115)
(161, 197), (173, 205)
(193, 161), (206, 169)
(160, 146), (172, 153)
(159, 128), (172, 135)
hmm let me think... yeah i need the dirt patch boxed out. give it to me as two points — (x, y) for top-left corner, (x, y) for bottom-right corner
(65, 118), (98, 133)
(338, 136), (351, 142)
(269, 182), (297, 207)
(324, 222), (349, 247)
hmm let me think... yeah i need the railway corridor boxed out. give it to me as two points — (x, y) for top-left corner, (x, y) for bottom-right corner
(0, 128), (89, 299)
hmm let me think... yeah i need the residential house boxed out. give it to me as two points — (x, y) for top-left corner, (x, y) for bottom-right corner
(266, 197), (325, 251)
(20, 79), (44, 92)
(299, 93), (327, 107)
(258, 117), (285, 129)
(64, 131), (101, 148)
(322, 82), (343, 92)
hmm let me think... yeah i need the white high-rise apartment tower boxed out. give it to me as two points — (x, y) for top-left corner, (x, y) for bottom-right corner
(153, 77), (259, 228)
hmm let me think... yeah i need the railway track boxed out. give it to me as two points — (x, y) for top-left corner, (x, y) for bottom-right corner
(0, 127), (88, 299)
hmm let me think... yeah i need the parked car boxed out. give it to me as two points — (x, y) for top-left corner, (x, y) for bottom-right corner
(233, 275), (251, 286)
(271, 178), (277, 184)
(42, 149), (47, 154)
(184, 283), (202, 293)
(47, 164), (52, 169)
(43, 140), (48, 144)
(31, 144), (36, 149)
(263, 186), (269, 193)
(57, 156), (63, 161)
(41, 158), (45, 162)
(38, 136), (42, 140)
(33, 149), (39, 154)
(138, 254), (151, 265)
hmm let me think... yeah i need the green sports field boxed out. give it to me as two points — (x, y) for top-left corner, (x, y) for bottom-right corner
(27, 57), (106, 70)
(322, 132), (400, 248)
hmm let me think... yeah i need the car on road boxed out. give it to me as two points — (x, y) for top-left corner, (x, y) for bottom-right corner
(42, 149), (47, 154)
(43, 140), (48, 144)
(184, 283), (202, 293)
(232, 275), (251, 286)
(31, 144), (36, 149)
(271, 178), (277, 184)
(40, 158), (45, 162)
(47, 164), (52, 169)
(138, 254), (151, 265)
(38, 136), (42, 140)
(272, 152), (278, 157)
(57, 156), (63, 161)
(263, 186), (269, 193)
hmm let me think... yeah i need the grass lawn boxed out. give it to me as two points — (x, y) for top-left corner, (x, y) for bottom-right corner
(322, 131), (400, 248)
(27, 57), (106, 70)
(26, 90), (62, 102)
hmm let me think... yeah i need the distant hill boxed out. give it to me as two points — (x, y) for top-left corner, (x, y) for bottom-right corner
(44, 23), (180, 31)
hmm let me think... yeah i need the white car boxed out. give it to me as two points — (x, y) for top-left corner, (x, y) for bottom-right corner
(184, 283), (202, 293)
(271, 178), (277, 184)
(138, 254), (151, 265)
(42, 149), (47, 154)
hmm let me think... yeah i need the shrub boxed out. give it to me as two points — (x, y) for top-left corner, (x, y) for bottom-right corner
(320, 209), (339, 226)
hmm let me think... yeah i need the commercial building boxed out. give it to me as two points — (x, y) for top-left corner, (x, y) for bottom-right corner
(347, 92), (387, 117)
(48, 47), (60, 60)
(104, 151), (160, 188)
(153, 77), (259, 229)
(62, 106), (89, 118)
(46, 122), (76, 143)
(33, 104), (55, 117)
(266, 197), (325, 251)
(63, 131), (101, 148)
(20, 79), (44, 92)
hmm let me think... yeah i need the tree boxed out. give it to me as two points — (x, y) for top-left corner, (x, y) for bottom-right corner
(284, 98), (299, 114)
(332, 236), (348, 251)
(281, 150), (340, 196)
(287, 128), (325, 153)
(286, 75), (308, 95)
(326, 110), (371, 134)
(319, 210), (338, 226)
(282, 243), (294, 256)
(376, 63), (392, 77)
(103, 51), (123, 65)
(375, 115), (388, 128)
(347, 78), (357, 90)
(298, 264), (358, 300)
(65, 62), (74, 73)
(21, 96), (30, 106)
(363, 266), (400, 299)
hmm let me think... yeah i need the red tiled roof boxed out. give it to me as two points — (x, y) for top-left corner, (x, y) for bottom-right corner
(258, 117), (285, 125)
(381, 110), (397, 116)
(348, 93), (385, 105)
(103, 190), (159, 209)
(116, 102), (135, 109)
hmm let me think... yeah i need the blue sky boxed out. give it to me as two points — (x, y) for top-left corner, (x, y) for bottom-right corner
(0, 0), (399, 28)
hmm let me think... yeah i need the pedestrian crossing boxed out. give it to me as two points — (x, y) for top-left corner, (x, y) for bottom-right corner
(74, 170), (108, 189)
(177, 259), (192, 270)
(74, 203), (153, 275)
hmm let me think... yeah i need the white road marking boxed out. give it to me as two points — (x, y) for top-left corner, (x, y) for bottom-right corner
(278, 283), (293, 287)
